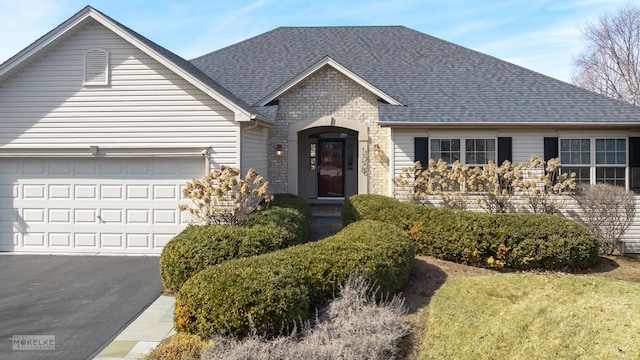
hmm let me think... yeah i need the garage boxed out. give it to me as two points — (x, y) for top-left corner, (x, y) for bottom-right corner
(0, 157), (204, 254)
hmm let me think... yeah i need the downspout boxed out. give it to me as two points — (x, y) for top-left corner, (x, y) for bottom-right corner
(202, 147), (211, 173)
(243, 117), (260, 132)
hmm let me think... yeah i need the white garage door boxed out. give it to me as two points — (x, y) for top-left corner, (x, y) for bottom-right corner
(0, 157), (205, 254)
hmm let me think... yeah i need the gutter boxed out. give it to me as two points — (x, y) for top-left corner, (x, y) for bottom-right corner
(378, 121), (640, 128)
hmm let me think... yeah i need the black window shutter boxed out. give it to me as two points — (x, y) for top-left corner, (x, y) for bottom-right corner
(497, 137), (512, 164)
(414, 137), (428, 168)
(630, 137), (640, 166)
(544, 137), (559, 161)
(630, 137), (640, 192)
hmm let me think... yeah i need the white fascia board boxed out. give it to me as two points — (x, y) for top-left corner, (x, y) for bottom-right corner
(256, 55), (404, 107)
(87, 10), (257, 123)
(0, 8), (91, 78)
(0, 7), (264, 124)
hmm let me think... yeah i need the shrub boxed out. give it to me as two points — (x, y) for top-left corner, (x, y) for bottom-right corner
(175, 261), (310, 338)
(342, 194), (428, 235)
(175, 220), (415, 338)
(144, 332), (212, 360)
(409, 211), (598, 269)
(393, 159), (478, 209)
(393, 156), (576, 214)
(473, 160), (522, 213)
(572, 183), (637, 255)
(264, 193), (313, 219)
(341, 194), (404, 226)
(179, 167), (272, 225)
(518, 156), (576, 214)
(201, 275), (409, 360)
(160, 193), (311, 293)
(249, 193), (312, 242)
(344, 194), (598, 270)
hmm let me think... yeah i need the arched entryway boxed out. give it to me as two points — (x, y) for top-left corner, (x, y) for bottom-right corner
(288, 116), (368, 199)
(298, 128), (357, 200)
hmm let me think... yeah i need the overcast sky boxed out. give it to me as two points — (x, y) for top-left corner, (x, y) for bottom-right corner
(0, 0), (634, 82)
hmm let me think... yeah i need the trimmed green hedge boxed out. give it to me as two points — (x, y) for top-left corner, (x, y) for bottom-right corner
(340, 193), (404, 227)
(342, 194), (598, 270)
(174, 220), (415, 338)
(160, 193), (311, 292)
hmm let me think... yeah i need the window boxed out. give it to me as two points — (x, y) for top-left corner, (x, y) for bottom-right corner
(595, 138), (626, 186)
(595, 139), (626, 165)
(83, 48), (110, 86)
(559, 138), (627, 187)
(596, 167), (625, 187)
(430, 139), (460, 164)
(465, 139), (496, 166)
(560, 138), (591, 184)
(560, 138), (590, 165)
(430, 138), (496, 165)
(562, 167), (590, 184)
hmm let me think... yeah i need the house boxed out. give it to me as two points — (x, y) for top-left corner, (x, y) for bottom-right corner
(0, 6), (639, 254)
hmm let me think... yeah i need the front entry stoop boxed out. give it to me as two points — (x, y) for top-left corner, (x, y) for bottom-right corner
(309, 203), (343, 242)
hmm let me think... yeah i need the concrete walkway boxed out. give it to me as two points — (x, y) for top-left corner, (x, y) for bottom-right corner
(93, 204), (342, 359)
(93, 295), (175, 359)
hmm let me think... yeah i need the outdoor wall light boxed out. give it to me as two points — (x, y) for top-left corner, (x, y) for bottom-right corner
(373, 144), (381, 160)
(276, 144), (283, 156)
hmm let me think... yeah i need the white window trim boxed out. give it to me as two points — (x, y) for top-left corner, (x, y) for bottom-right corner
(559, 137), (629, 189)
(83, 48), (110, 86)
(429, 137), (497, 166)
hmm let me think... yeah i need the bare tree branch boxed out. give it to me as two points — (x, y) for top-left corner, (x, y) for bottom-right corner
(572, 3), (640, 106)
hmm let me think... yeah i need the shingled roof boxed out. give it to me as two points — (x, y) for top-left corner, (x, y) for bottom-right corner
(190, 26), (640, 124)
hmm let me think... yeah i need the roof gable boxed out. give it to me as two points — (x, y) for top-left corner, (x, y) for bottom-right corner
(256, 55), (403, 106)
(0, 6), (268, 123)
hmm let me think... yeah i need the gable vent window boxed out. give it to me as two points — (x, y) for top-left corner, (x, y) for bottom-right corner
(83, 48), (110, 86)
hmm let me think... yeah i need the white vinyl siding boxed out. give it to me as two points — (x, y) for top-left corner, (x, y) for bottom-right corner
(241, 125), (268, 177)
(391, 128), (640, 254)
(0, 21), (239, 167)
(622, 197), (640, 253)
(392, 129), (422, 177)
(623, 133), (640, 251)
(500, 131), (552, 163)
(559, 196), (640, 254)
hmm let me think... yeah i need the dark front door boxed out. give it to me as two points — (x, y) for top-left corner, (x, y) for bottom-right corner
(318, 140), (344, 197)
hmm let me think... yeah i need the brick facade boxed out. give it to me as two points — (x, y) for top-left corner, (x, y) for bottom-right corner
(267, 65), (389, 195)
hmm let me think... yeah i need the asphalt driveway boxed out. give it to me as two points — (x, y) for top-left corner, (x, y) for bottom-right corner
(0, 255), (163, 360)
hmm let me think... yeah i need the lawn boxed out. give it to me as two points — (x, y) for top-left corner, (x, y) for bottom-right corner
(415, 272), (640, 359)
(148, 254), (640, 359)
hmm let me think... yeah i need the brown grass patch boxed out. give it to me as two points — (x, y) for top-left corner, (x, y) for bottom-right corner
(400, 255), (640, 359)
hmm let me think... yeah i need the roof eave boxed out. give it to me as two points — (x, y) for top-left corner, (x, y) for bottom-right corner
(0, 6), (261, 124)
(379, 121), (640, 128)
(0, 6), (93, 78)
(87, 9), (257, 122)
